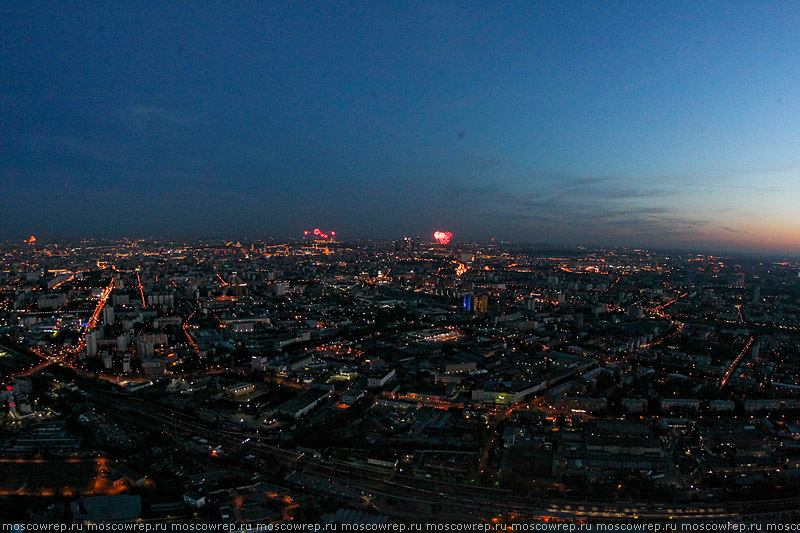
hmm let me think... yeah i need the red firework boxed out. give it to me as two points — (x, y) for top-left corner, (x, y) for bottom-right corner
(433, 231), (453, 244)
(304, 228), (336, 240)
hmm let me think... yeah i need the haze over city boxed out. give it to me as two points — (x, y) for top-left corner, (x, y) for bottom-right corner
(2, 2), (800, 254)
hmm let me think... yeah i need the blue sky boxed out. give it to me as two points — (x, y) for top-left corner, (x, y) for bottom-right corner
(2, 2), (800, 254)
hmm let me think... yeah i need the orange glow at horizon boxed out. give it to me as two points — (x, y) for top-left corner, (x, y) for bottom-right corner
(690, 221), (800, 255)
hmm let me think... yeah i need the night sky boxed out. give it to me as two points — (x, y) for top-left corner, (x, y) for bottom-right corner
(2, 2), (800, 254)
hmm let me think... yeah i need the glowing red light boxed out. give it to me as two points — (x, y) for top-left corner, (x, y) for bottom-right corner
(330, 231), (336, 236)
(313, 228), (321, 236)
(303, 231), (309, 236)
(433, 231), (453, 245)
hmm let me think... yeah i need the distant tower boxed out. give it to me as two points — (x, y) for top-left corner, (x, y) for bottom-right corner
(753, 285), (761, 304)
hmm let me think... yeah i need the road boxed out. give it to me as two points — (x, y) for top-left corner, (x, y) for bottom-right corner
(137, 273), (147, 308)
(73, 277), (116, 355)
(182, 299), (202, 356)
(653, 291), (691, 317)
(720, 336), (755, 388)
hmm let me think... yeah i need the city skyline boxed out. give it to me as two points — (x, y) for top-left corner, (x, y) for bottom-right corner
(4, 236), (800, 521)
(3, 2), (800, 254)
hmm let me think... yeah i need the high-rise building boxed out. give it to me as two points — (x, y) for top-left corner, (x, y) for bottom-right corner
(136, 340), (155, 358)
(86, 330), (98, 357)
(103, 306), (114, 324)
(463, 294), (474, 312)
(463, 294), (489, 313)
